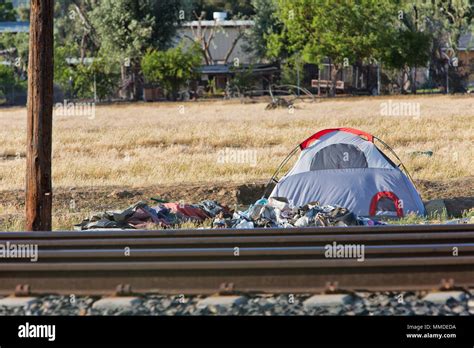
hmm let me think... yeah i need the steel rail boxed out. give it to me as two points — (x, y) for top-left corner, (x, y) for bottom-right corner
(6, 243), (474, 259)
(4, 231), (474, 248)
(1, 223), (471, 240)
(1, 257), (473, 295)
(3, 256), (474, 271)
(0, 224), (473, 295)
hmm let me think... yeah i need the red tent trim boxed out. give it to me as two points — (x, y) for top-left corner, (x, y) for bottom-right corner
(369, 191), (404, 217)
(299, 128), (374, 150)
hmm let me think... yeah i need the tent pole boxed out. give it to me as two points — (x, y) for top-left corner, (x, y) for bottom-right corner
(374, 136), (418, 190)
(261, 146), (300, 199)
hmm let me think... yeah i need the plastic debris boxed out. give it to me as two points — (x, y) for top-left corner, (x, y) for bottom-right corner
(212, 197), (385, 229)
(75, 197), (385, 231)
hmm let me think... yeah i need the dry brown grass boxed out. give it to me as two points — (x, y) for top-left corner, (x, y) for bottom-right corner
(0, 95), (473, 231)
(0, 95), (473, 192)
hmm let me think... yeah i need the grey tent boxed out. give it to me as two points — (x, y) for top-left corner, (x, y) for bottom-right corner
(267, 128), (425, 217)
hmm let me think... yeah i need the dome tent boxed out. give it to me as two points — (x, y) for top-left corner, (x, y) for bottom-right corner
(266, 128), (425, 218)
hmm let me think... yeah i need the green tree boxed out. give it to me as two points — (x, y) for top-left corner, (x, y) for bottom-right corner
(141, 44), (202, 100)
(91, 0), (186, 99)
(426, 0), (473, 51)
(0, 0), (16, 21)
(383, 4), (433, 93)
(0, 32), (29, 79)
(92, 0), (185, 54)
(73, 58), (120, 100)
(381, 0), (472, 93)
(91, 0), (153, 62)
(416, 0), (473, 92)
(54, 0), (100, 61)
(54, 44), (120, 100)
(0, 64), (15, 85)
(0, 64), (15, 103)
(243, 0), (281, 61)
(53, 44), (77, 97)
(269, 0), (399, 96)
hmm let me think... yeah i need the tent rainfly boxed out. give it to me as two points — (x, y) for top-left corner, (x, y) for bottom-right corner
(266, 128), (425, 218)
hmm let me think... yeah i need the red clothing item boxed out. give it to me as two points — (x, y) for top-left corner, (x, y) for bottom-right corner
(163, 203), (211, 221)
(127, 206), (170, 228)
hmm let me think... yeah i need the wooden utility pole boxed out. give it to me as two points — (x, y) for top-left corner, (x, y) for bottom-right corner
(25, 0), (54, 231)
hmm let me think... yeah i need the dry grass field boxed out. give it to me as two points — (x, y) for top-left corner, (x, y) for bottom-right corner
(0, 94), (473, 229)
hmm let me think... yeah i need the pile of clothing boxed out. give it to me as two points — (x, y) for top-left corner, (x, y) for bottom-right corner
(74, 200), (231, 230)
(212, 197), (385, 229)
(74, 197), (385, 231)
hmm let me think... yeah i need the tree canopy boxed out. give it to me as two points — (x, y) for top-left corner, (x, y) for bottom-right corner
(0, 0), (16, 21)
(141, 44), (202, 100)
(268, 0), (399, 66)
(243, 0), (281, 61)
(2, 0), (472, 99)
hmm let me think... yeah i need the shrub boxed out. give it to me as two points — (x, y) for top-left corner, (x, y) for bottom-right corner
(0, 64), (15, 86)
(141, 44), (202, 100)
(54, 45), (120, 101)
(72, 58), (120, 100)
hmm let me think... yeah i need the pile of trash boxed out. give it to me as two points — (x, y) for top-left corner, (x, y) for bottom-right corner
(74, 197), (384, 230)
(74, 200), (231, 230)
(212, 197), (385, 229)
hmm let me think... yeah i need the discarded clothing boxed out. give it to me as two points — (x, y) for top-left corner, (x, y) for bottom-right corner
(74, 197), (383, 231)
(127, 205), (166, 229)
(212, 197), (385, 229)
(74, 201), (158, 230)
(197, 200), (229, 217)
(162, 203), (211, 221)
(75, 200), (230, 230)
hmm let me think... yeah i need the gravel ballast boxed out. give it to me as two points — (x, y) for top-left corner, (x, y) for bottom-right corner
(0, 291), (473, 316)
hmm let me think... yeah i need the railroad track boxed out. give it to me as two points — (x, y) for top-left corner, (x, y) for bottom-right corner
(1, 224), (474, 296)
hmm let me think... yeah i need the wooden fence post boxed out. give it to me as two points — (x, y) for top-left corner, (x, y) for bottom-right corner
(25, 0), (54, 231)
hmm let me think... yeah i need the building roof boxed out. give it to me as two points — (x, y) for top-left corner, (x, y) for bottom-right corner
(182, 20), (254, 27)
(458, 31), (474, 51)
(0, 21), (29, 33)
(199, 63), (279, 75)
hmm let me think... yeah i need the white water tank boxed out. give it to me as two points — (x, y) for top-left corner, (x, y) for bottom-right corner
(213, 12), (227, 21)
